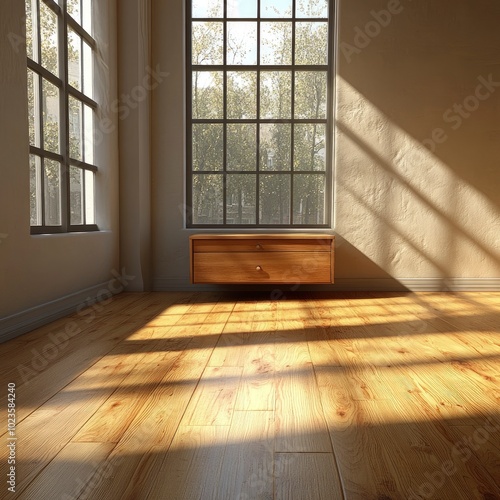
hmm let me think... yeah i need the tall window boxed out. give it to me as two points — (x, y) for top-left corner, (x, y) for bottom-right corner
(187, 0), (333, 227)
(26, 0), (98, 233)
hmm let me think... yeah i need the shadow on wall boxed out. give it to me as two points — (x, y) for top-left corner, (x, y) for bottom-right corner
(334, 0), (500, 280)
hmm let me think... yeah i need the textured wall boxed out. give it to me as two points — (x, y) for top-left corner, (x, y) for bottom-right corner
(150, 0), (500, 290)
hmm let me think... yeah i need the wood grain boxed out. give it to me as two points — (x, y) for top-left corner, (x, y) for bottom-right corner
(0, 291), (498, 500)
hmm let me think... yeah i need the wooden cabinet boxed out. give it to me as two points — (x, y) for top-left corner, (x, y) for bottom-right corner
(189, 234), (334, 284)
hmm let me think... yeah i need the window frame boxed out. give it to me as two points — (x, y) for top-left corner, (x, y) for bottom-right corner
(186, 0), (335, 228)
(27, 0), (98, 234)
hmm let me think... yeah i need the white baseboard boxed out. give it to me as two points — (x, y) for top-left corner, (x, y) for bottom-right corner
(153, 277), (500, 292)
(0, 282), (118, 343)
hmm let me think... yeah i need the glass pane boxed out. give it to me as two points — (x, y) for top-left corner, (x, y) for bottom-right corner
(260, 71), (291, 119)
(82, 0), (92, 33)
(40, 1), (58, 76)
(27, 70), (41, 147)
(67, 0), (81, 24)
(296, 0), (328, 17)
(296, 22), (328, 65)
(30, 155), (42, 226)
(68, 28), (82, 91)
(83, 104), (94, 164)
(294, 124), (326, 171)
(85, 170), (95, 224)
(227, 22), (257, 65)
(25, 0), (36, 61)
(259, 175), (291, 224)
(227, 71), (257, 119)
(42, 79), (60, 153)
(193, 124), (223, 171)
(293, 174), (326, 224)
(192, 22), (223, 65)
(295, 71), (327, 119)
(226, 175), (256, 224)
(261, 22), (292, 65)
(260, 124), (291, 171)
(192, 174), (223, 224)
(228, 0), (257, 18)
(192, 71), (223, 119)
(227, 124), (256, 171)
(44, 159), (61, 226)
(192, 0), (223, 18)
(70, 166), (83, 225)
(83, 41), (93, 98)
(261, 0), (292, 18)
(69, 96), (83, 161)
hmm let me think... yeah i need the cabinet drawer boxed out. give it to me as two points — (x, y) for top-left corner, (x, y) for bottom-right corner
(193, 252), (332, 284)
(193, 238), (332, 253)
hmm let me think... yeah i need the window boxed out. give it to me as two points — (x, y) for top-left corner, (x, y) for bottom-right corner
(26, 0), (97, 233)
(187, 0), (333, 227)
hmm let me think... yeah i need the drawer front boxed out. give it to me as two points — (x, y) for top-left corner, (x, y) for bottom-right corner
(193, 252), (332, 284)
(193, 238), (332, 253)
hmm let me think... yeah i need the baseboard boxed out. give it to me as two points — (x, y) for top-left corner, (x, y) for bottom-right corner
(153, 277), (500, 292)
(0, 282), (119, 343)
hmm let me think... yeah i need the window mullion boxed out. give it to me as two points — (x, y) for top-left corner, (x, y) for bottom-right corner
(60, 0), (70, 231)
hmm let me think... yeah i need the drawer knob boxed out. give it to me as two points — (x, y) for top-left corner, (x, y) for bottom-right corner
(256, 266), (262, 271)
(256, 244), (262, 249)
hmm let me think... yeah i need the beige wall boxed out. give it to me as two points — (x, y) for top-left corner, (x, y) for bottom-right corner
(150, 0), (500, 290)
(0, 0), (120, 323)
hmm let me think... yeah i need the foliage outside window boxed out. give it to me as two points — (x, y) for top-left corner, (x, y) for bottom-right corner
(188, 0), (333, 227)
(26, 0), (98, 233)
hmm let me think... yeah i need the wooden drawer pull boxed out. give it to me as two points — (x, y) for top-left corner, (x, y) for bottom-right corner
(256, 244), (262, 249)
(256, 266), (262, 271)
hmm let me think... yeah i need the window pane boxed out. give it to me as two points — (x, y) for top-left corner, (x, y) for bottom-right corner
(69, 96), (83, 160)
(42, 78), (60, 153)
(296, 22), (328, 65)
(193, 124), (223, 171)
(83, 104), (94, 164)
(83, 41), (93, 98)
(227, 22), (257, 65)
(82, 0), (92, 34)
(68, 28), (82, 91)
(192, 22), (223, 65)
(27, 69), (41, 147)
(293, 174), (326, 224)
(40, 1), (58, 76)
(227, 174), (256, 224)
(260, 71), (291, 119)
(295, 71), (327, 119)
(296, 0), (328, 17)
(259, 175), (291, 224)
(261, 22), (292, 65)
(70, 166), (83, 225)
(44, 159), (61, 226)
(228, 0), (257, 18)
(192, 174), (223, 224)
(25, 0), (36, 61)
(261, 0), (292, 18)
(260, 124), (291, 171)
(85, 170), (95, 224)
(192, 0), (223, 18)
(67, 0), (81, 24)
(227, 71), (256, 119)
(294, 124), (326, 171)
(192, 71), (223, 119)
(30, 155), (42, 226)
(227, 124), (256, 171)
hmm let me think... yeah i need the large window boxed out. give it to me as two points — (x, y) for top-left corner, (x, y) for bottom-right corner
(26, 0), (97, 233)
(187, 0), (333, 227)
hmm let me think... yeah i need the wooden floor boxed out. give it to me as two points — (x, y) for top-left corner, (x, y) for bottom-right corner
(0, 291), (499, 500)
